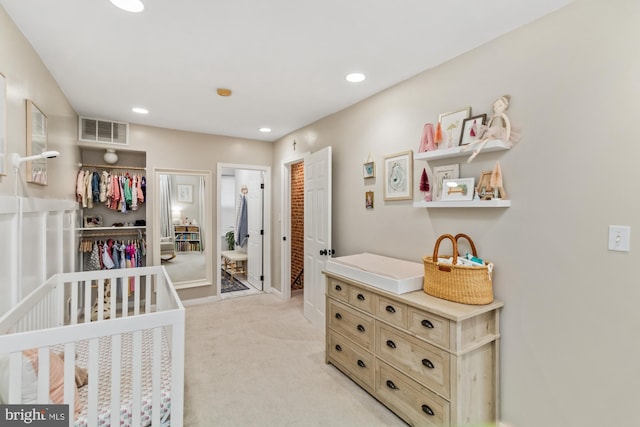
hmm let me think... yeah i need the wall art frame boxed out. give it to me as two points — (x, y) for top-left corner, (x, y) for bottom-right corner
(177, 184), (193, 203)
(363, 161), (375, 179)
(383, 150), (413, 201)
(459, 114), (487, 146)
(365, 191), (374, 209)
(441, 177), (475, 201)
(432, 164), (460, 201)
(26, 99), (48, 185)
(439, 107), (471, 149)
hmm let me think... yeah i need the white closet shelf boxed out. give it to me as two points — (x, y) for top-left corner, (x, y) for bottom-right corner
(414, 139), (510, 161)
(413, 199), (511, 208)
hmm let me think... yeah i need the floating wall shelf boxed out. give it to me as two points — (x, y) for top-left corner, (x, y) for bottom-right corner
(413, 200), (511, 208)
(414, 139), (511, 161)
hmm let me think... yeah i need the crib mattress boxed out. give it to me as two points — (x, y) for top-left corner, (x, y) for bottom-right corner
(325, 253), (424, 294)
(58, 329), (172, 427)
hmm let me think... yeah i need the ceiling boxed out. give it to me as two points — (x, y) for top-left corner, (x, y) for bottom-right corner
(1, 0), (571, 142)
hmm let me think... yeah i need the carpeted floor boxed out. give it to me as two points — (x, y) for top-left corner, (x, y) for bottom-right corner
(183, 293), (406, 427)
(162, 252), (205, 283)
(221, 272), (250, 293)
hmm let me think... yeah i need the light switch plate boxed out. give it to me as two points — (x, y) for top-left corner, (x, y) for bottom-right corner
(608, 225), (630, 252)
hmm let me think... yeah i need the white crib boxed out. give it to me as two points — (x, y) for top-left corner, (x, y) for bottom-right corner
(0, 266), (185, 427)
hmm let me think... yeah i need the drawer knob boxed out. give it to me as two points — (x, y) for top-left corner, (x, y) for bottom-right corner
(357, 293), (365, 301)
(335, 344), (342, 352)
(385, 380), (398, 390)
(357, 324), (366, 333)
(422, 358), (435, 369)
(386, 340), (396, 349)
(357, 359), (366, 368)
(335, 313), (342, 320)
(335, 284), (342, 291)
(421, 404), (435, 416)
(421, 319), (434, 329)
(385, 305), (396, 314)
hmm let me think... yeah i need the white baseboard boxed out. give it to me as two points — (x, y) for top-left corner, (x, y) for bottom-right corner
(181, 295), (220, 307)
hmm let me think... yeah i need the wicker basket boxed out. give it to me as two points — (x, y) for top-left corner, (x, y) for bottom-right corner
(423, 233), (494, 305)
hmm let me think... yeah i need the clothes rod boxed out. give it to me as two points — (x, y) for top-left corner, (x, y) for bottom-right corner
(80, 231), (146, 237)
(79, 163), (146, 171)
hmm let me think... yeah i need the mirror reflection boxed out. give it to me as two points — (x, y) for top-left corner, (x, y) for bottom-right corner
(158, 172), (208, 285)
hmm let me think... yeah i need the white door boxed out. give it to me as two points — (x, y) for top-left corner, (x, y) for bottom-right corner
(303, 146), (332, 327)
(247, 171), (263, 290)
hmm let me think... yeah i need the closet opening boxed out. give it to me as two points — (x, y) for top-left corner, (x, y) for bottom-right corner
(217, 164), (271, 297)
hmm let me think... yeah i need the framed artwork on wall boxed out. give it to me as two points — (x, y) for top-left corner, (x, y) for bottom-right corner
(383, 150), (413, 201)
(459, 114), (487, 146)
(363, 161), (375, 179)
(26, 99), (48, 185)
(0, 73), (5, 176)
(177, 184), (193, 203)
(365, 191), (374, 209)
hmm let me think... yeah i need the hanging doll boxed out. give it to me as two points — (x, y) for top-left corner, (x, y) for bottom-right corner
(463, 95), (519, 163)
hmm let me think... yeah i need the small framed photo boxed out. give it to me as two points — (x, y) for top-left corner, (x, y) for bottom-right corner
(459, 114), (487, 146)
(383, 150), (413, 201)
(363, 161), (375, 179)
(365, 191), (374, 209)
(441, 178), (475, 201)
(476, 171), (493, 199)
(432, 164), (460, 201)
(83, 215), (103, 228)
(177, 184), (193, 203)
(439, 107), (470, 149)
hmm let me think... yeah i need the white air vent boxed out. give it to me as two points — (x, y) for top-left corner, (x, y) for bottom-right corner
(79, 116), (129, 145)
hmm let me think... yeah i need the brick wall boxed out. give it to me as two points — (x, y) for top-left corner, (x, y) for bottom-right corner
(291, 162), (304, 289)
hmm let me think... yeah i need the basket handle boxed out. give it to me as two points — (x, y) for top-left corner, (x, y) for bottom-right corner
(432, 234), (457, 264)
(454, 233), (478, 257)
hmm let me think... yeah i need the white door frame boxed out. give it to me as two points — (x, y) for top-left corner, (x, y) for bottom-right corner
(216, 163), (272, 295)
(280, 153), (307, 300)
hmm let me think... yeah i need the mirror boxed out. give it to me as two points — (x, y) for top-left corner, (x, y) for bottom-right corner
(0, 73), (5, 176)
(155, 170), (212, 288)
(26, 99), (48, 185)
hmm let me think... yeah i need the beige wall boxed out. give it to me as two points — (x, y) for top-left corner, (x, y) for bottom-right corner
(272, 0), (639, 425)
(0, 6), (79, 198)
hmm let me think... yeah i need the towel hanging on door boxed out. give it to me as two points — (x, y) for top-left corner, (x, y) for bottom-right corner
(235, 194), (248, 248)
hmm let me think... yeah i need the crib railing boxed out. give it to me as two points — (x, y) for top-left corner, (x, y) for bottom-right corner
(0, 266), (185, 427)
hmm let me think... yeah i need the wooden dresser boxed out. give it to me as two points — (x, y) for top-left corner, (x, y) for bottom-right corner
(324, 271), (503, 426)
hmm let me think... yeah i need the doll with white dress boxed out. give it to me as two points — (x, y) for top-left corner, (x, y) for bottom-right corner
(464, 95), (518, 163)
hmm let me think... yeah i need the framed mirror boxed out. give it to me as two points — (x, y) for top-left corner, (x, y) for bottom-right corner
(26, 99), (48, 185)
(0, 73), (6, 176)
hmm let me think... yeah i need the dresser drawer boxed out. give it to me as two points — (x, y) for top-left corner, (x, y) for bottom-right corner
(407, 307), (450, 350)
(327, 278), (350, 302)
(377, 296), (407, 329)
(376, 360), (450, 427)
(327, 330), (375, 389)
(328, 300), (375, 351)
(348, 286), (376, 314)
(376, 323), (450, 399)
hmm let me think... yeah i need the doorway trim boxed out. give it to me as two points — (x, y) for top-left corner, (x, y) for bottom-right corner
(280, 153), (307, 300)
(216, 163), (272, 295)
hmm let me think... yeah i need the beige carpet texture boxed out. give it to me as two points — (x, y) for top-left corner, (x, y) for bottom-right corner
(184, 293), (406, 426)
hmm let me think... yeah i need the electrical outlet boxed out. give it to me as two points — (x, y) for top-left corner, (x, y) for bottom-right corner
(608, 225), (630, 252)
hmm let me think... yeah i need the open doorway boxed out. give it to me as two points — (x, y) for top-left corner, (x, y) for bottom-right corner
(217, 163), (271, 297)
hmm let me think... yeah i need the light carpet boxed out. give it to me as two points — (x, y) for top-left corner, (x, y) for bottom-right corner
(183, 293), (406, 427)
(163, 252), (205, 283)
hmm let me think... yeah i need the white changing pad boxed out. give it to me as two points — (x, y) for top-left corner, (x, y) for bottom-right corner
(325, 253), (424, 294)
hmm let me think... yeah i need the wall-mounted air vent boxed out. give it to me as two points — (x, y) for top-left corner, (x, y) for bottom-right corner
(79, 116), (129, 145)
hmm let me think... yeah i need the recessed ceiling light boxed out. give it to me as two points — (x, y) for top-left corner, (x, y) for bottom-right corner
(259, 127), (272, 133)
(110, 0), (144, 13)
(132, 107), (148, 114)
(346, 73), (366, 83)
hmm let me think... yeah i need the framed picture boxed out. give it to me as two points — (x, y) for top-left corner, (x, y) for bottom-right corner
(0, 73), (5, 176)
(476, 171), (493, 199)
(441, 178), (475, 201)
(432, 164), (460, 201)
(459, 114), (487, 146)
(177, 184), (193, 203)
(26, 99), (48, 185)
(365, 191), (374, 209)
(439, 107), (471, 149)
(383, 150), (413, 201)
(363, 161), (375, 179)
(83, 215), (103, 228)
